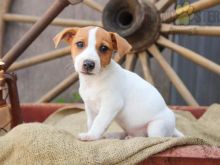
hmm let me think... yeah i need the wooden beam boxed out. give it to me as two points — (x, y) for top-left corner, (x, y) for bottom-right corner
(161, 24), (220, 36)
(138, 51), (154, 84)
(161, 0), (220, 22)
(3, 13), (102, 27)
(83, 0), (103, 12)
(148, 44), (199, 106)
(0, 0), (11, 56)
(37, 72), (78, 103)
(113, 53), (126, 64)
(125, 53), (137, 71)
(8, 47), (70, 72)
(149, 0), (159, 4)
(157, 36), (220, 75)
(155, 0), (176, 12)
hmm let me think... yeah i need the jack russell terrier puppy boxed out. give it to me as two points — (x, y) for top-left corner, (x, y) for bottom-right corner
(54, 26), (184, 141)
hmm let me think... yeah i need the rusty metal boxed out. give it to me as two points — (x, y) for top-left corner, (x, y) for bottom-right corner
(4, 73), (23, 127)
(102, 0), (161, 52)
(2, 0), (82, 70)
(0, 60), (6, 106)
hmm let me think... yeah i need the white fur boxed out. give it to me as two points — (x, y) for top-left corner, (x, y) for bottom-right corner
(74, 27), (101, 75)
(75, 27), (183, 141)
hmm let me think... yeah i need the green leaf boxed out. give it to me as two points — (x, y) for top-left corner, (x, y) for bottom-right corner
(72, 92), (82, 102)
(55, 98), (66, 103)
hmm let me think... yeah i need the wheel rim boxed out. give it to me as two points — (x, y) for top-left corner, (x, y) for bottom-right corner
(1, 0), (220, 106)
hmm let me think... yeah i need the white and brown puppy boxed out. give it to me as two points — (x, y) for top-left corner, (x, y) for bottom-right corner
(54, 26), (183, 141)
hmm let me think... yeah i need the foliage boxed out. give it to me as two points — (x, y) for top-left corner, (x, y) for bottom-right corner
(54, 91), (82, 103)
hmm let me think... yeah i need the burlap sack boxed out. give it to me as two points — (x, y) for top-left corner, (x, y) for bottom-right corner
(0, 104), (220, 165)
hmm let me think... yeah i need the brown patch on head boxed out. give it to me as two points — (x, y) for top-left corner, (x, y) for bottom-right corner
(95, 28), (114, 67)
(53, 27), (79, 48)
(54, 26), (132, 68)
(70, 26), (94, 58)
(95, 28), (132, 67)
(110, 32), (132, 56)
(53, 26), (95, 58)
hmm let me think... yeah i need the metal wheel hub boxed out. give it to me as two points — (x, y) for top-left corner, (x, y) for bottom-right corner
(102, 0), (161, 52)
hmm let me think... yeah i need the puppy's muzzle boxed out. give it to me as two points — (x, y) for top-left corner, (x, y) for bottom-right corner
(83, 60), (95, 72)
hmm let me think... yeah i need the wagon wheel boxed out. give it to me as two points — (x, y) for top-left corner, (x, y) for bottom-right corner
(1, 0), (220, 106)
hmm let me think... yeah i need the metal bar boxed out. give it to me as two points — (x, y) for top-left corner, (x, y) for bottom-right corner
(2, 0), (81, 70)
(5, 73), (23, 127)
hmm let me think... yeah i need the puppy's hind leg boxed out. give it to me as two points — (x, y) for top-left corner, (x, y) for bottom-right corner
(147, 119), (174, 137)
(173, 128), (184, 137)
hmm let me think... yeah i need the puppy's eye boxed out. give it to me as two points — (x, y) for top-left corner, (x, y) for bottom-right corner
(99, 45), (109, 53)
(76, 41), (84, 48)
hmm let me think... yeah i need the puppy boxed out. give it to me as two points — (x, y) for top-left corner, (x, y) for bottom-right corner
(54, 26), (183, 141)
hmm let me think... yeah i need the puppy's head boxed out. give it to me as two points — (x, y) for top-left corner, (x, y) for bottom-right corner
(53, 26), (132, 75)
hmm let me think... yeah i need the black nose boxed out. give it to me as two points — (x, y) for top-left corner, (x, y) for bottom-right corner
(83, 60), (95, 71)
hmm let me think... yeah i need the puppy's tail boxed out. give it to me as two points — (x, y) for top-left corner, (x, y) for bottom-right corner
(173, 128), (184, 137)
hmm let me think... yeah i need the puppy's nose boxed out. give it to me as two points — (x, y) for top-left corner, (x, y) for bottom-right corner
(83, 60), (95, 71)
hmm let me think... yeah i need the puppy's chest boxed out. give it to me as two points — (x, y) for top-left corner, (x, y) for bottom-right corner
(79, 86), (101, 112)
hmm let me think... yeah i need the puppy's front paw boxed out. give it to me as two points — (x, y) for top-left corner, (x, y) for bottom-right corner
(78, 132), (99, 141)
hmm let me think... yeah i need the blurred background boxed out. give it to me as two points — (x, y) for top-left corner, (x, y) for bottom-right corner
(0, 0), (220, 105)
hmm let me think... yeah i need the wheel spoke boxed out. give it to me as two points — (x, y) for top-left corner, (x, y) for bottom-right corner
(83, 0), (103, 12)
(138, 51), (154, 84)
(157, 36), (220, 75)
(0, 0), (11, 56)
(155, 0), (176, 12)
(148, 44), (199, 106)
(125, 53), (137, 71)
(37, 72), (78, 103)
(113, 53), (126, 65)
(161, 24), (220, 36)
(149, 0), (159, 4)
(161, 0), (220, 22)
(8, 47), (70, 72)
(3, 13), (102, 27)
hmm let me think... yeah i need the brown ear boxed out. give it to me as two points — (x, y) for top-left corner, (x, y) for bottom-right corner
(53, 27), (79, 48)
(110, 32), (132, 56)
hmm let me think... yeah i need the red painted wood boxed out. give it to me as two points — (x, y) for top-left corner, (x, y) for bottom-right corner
(21, 103), (83, 122)
(140, 157), (220, 165)
(20, 104), (207, 122)
(170, 106), (207, 119)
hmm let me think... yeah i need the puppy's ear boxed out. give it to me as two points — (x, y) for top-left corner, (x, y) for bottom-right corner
(53, 27), (79, 48)
(110, 32), (132, 56)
